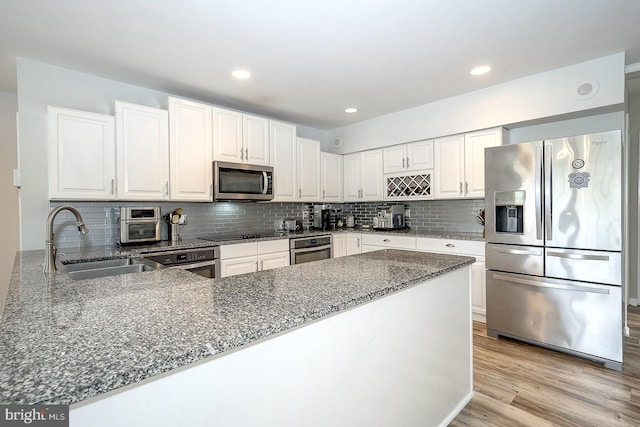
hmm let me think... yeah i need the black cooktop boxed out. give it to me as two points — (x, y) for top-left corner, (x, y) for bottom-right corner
(198, 231), (281, 242)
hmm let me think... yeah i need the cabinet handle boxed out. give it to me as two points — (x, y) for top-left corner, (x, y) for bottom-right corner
(465, 181), (468, 194)
(322, 190), (326, 199)
(445, 243), (456, 248)
(111, 179), (115, 195)
(209, 184), (213, 197)
(165, 182), (169, 196)
(402, 158), (405, 168)
(245, 148), (248, 160)
(357, 238), (360, 248)
(383, 239), (390, 242)
(406, 157), (410, 168)
(256, 261), (259, 271)
(459, 182), (463, 195)
(240, 148), (244, 160)
(299, 189), (302, 198)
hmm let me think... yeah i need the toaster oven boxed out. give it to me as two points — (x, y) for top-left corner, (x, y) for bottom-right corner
(119, 207), (161, 244)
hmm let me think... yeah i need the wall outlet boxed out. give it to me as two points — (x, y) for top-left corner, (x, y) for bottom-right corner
(404, 208), (411, 218)
(302, 211), (309, 220)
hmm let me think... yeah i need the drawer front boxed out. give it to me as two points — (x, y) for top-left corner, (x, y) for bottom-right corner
(258, 239), (290, 254)
(219, 242), (258, 259)
(416, 238), (484, 255)
(361, 234), (416, 249)
(545, 248), (621, 286)
(485, 243), (544, 276)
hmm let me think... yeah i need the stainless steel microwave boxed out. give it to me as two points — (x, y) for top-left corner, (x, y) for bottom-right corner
(213, 161), (273, 201)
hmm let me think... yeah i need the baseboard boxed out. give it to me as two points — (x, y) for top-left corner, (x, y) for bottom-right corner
(439, 390), (474, 427)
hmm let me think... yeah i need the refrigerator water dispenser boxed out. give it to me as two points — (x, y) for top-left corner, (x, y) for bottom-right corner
(494, 191), (524, 234)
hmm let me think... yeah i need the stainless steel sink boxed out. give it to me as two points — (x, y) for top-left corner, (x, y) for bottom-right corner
(65, 258), (161, 280)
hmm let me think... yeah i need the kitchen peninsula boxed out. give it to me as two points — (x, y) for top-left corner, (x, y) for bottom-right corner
(0, 247), (474, 427)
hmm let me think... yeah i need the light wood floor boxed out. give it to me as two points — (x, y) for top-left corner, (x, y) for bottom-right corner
(450, 306), (640, 426)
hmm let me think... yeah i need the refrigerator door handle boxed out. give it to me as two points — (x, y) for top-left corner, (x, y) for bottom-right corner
(535, 146), (543, 240)
(547, 251), (610, 261)
(491, 273), (610, 295)
(544, 145), (553, 241)
(491, 246), (543, 256)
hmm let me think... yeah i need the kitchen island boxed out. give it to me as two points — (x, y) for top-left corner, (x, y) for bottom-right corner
(0, 248), (474, 427)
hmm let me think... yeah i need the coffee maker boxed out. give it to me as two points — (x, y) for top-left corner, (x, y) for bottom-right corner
(373, 204), (405, 230)
(313, 204), (342, 230)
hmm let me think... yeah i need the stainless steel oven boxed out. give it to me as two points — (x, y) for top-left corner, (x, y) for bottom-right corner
(290, 235), (332, 265)
(142, 247), (220, 278)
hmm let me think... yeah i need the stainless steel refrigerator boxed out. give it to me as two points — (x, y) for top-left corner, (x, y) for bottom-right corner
(484, 130), (623, 370)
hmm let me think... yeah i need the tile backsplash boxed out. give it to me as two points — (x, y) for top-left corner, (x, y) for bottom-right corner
(50, 199), (485, 249)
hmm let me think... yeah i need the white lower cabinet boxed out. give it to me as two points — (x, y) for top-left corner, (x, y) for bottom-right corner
(346, 233), (362, 255)
(219, 239), (289, 277)
(220, 256), (258, 277)
(416, 237), (486, 322)
(360, 233), (416, 253)
(333, 233), (362, 258)
(332, 234), (346, 258)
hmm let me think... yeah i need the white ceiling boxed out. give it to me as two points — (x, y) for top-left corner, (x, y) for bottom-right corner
(1, 0), (640, 129)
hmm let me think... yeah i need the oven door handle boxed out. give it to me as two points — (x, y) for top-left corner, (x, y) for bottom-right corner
(262, 171), (269, 195)
(168, 260), (217, 270)
(291, 244), (332, 254)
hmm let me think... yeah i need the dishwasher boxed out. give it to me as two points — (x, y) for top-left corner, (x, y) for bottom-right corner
(142, 247), (220, 278)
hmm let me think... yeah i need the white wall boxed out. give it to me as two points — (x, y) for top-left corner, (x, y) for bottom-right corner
(0, 90), (18, 315)
(329, 53), (625, 153)
(628, 85), (640, 302)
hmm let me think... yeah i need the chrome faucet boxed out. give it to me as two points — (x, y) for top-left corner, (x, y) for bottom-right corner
(43, 205), (89, 273)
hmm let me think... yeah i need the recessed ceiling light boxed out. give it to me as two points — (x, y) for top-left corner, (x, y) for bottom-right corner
(232, 69), (251, 79)
(345, 108), (358, 113)
(470, 65), (491, 76)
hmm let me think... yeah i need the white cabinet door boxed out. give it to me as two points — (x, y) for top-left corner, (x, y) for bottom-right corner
(48, 106), (116, 200)
(169, 98), (213, 201)
(464, 128), (502, 198)
(406, 140), (434, 171)
(361, 149), (384, 201)
(258, 252), (290, 271)
(213, 107), (243, 163)
(243, 114), (270, 166)
(434, 134), (465, 199)
(220, 256), (258, 277)
(115, 101), (169, 200)
(297, 137), (321, 201)
(346, 233), (362, 255)
(343, 153), (362, 201)
(271, 120), (298, 201)
(471, 257), (486, 319)
(332, 234), (347, 258)
(321, 152), (343, 202)
(383, 145), (407, 173)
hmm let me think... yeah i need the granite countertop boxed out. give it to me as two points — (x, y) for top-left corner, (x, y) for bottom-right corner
(58, 229), (483, 264)
(0, 248), (474, 405)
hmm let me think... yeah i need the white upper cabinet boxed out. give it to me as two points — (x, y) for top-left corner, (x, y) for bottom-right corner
(383, 140), (433, 173)
(168, 97), (213, 201)
(271, 120), (298, 202)
(115, 101), (169, 200)
(212, 107), (243, 163)
(434, 134), (465, 198)
(321, 152), (343, 202)
(343, 149), (383, 202)
(434, 127), (503, 199)
(48, 106), (116, 200)
(361, 149), (384, 201)
(464, 128), (503, 198)
(297, 137), (321, 201)
(213, 108), (270, 166)
(243, 114), (270, 166)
